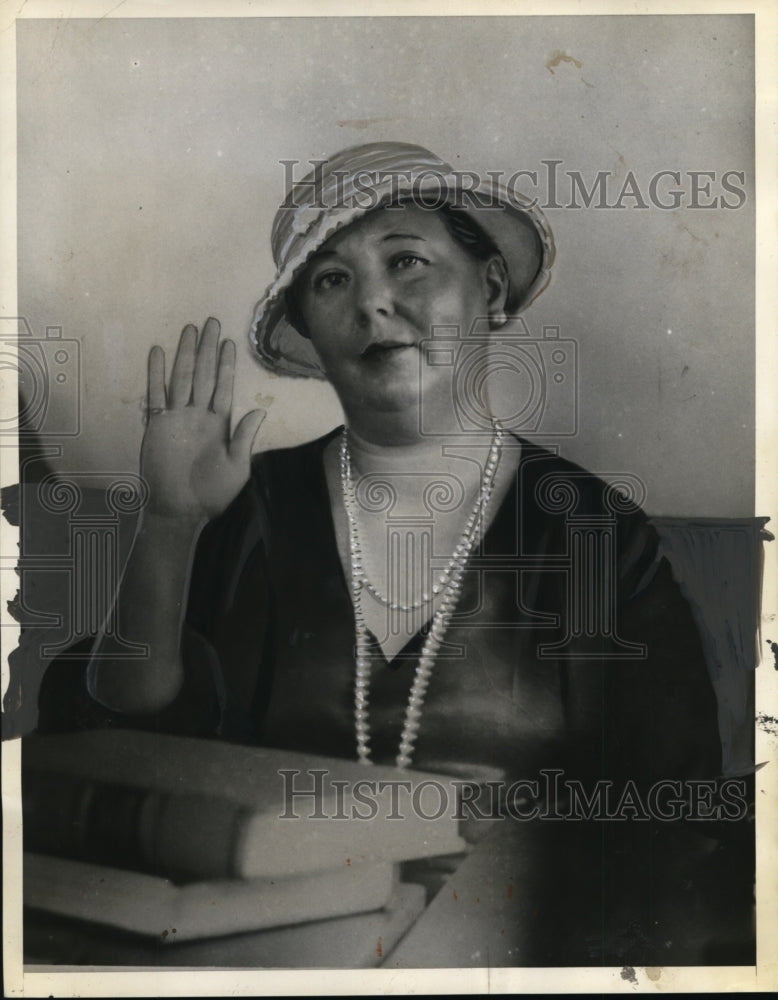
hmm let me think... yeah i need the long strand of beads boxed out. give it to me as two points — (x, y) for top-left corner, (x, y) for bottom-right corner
(340, 430), (503, 612)
(341, 421), (504, 769)
(396, 423), (502, 768)
(353, 618), (372, 765)
(340, 434), (433, 612)
(340, 440), (373, 764)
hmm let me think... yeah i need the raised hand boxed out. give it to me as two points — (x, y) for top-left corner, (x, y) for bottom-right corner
(140, 318), (265, 522)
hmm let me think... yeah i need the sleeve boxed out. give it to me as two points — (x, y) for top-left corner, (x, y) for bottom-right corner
(558, 495), (724, 787)
(33, 463), (273, 742)
(35, 630), (223, 738)
(180, 472), (275, 742)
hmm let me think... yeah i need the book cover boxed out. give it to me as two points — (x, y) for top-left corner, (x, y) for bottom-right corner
(24, 882), (427, 968)
(24, 853), (398, 941)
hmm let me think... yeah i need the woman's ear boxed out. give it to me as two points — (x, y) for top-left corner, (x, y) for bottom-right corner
(485, 254), (510, 329)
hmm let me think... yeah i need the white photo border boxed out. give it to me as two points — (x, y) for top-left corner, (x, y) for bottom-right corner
(2, 0), (776, 995)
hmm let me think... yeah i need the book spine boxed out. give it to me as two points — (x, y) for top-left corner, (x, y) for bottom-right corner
(23, 768), (244, 879)
(23, 763), (466, 881)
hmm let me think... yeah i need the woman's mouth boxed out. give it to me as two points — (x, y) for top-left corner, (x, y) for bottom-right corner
(360, 341), (416, 360)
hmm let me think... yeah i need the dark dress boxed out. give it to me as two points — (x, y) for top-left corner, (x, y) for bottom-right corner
(35, 429), (753, 965)
(175, 429), (719, 780)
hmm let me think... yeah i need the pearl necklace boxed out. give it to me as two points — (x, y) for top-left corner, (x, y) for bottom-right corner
(340, 422), (504, 768)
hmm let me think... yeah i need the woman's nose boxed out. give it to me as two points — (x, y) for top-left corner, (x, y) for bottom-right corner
(354, 272), (394, 322)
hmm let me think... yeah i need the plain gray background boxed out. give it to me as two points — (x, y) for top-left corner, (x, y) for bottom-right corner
(16, 15), (754, 516)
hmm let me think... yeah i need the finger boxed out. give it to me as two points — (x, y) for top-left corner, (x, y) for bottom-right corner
(192, 316), (221, 406)
(147, 345), (167, 412)
(212, 338), (236, 415)
(168, 325), (197, 408)
(229, 409), (266, 460)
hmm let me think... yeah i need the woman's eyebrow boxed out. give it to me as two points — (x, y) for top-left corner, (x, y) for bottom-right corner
(382, 233), (427, 242)
(309, 233), (426, 261)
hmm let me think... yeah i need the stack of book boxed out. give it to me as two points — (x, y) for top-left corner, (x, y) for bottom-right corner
(22, 730), (467, 967)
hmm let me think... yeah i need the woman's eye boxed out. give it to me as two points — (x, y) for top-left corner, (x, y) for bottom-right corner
(392, 253), (428, 270)
(313, 271), (348, 291)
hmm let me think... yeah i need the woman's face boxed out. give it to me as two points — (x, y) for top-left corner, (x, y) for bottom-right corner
(295, 202), (508, 423)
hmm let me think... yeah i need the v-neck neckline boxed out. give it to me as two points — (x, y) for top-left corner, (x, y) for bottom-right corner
(312, 425), (523, 668)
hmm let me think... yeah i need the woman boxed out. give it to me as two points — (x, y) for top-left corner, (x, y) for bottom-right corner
(71, 141), (715, 777)
(38, 143), (737, 963)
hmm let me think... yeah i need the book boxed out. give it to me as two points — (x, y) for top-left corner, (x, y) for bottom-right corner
(24, 853), (398, 941)
(23, 730), (467, 880)
(24, 882), (427, 968)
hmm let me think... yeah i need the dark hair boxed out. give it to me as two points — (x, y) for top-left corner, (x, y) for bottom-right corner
(437, 202), (502, 261)
(284, 202), (507, 339)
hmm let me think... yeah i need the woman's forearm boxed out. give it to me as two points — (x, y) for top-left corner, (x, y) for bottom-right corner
(85, 321), (263, 716)
(87, 511), (205, 714)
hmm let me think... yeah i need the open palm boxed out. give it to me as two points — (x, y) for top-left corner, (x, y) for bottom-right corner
(140, 318), (265, 522)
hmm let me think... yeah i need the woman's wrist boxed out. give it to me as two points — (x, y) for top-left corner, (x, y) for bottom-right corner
(137, 506), (208, 540)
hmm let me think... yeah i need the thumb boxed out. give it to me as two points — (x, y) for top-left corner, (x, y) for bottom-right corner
(230, 408), (266, 459)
